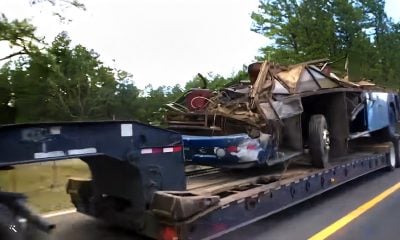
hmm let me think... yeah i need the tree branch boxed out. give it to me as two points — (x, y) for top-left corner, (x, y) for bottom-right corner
(0, 50), (27, 61)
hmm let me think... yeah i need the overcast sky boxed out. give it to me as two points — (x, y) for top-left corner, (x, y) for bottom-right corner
(1, 0), (400, 89)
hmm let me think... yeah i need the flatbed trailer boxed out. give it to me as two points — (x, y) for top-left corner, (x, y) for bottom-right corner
(0, 121), (398, 240)
(154, 151), (393, 240)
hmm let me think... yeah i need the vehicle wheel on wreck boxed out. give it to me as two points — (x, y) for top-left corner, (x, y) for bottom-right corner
(308, 114), (330, 168)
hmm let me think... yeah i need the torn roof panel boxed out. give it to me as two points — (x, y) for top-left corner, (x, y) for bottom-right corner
(276, 65), (304, 91)
(250, 60), (349, 94)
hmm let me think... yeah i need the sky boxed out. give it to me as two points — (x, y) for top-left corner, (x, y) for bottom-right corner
(1, 0), (400, 89)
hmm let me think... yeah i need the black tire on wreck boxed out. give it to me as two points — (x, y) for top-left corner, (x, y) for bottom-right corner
(309, 114), (330, 168)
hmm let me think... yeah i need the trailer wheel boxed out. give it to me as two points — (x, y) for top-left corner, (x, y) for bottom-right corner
(387, 142), (397, 171)
(309, 115), (330, 168)
(393, 136), (400, 168)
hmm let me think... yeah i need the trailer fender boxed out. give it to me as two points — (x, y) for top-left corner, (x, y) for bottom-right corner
(151, 191), (220, 221)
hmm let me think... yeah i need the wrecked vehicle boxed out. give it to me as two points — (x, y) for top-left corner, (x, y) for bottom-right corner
(183, 133), (279, 169)
(165, 59), (400, 168)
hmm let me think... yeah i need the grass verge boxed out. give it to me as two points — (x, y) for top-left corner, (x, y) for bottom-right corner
(0, 159), (90, 213)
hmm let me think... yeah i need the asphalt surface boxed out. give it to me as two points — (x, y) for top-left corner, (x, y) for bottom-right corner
(46, 168), (400, 240)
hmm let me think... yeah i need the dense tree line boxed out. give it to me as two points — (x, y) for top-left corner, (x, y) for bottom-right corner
(0, 29), (244, 124)
(1, 32), (172, 123)
(251, 0), (400, 88)
(0, 0), (248, 124)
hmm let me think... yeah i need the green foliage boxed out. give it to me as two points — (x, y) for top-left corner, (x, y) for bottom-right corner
(251, 0), (400, 89)
(184, 66), (249, 90)
(136, 84), (185, 124)
(111, 70), (141, 120)
(46, 33), (117, 120)
(1, 32), (127, 122)
(1, 0), (86, 61)
(0, 14), (40, 61)
(251, 0), (366, 62)
(0, 63), (15, 123)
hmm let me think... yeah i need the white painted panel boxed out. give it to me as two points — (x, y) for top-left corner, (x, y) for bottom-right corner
(121, 124), (133, 137)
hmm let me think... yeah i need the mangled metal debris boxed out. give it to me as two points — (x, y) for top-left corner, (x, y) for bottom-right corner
(164, 58), (380, 137)
(165, 58), (397, 169)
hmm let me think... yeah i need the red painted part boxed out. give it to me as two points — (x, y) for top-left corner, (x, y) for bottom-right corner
(247, 144), (258, 150)
(226, 146), (239, 153)
(185, 89), (212, 111)
(161, 226), (178, 240)
(173, 146), (183, 152)
(140, 146), (183, 155)
(152, 148), (163, 154)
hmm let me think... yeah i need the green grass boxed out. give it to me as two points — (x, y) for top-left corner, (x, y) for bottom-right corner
(0, 159), (90, 213)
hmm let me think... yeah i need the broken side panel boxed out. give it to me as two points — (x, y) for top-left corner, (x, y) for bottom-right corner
(366, 92), (390, 132)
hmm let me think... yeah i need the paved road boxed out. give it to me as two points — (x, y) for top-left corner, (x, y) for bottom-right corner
(46, 168), (400, 240)
(44, 213), (145, 240)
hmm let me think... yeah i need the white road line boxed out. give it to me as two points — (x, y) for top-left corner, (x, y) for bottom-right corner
(42, 208), (76, 218)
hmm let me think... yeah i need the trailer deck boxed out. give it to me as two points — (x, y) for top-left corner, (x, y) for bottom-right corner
(186, 152), (386, 194)
(149, 147), (393, 240)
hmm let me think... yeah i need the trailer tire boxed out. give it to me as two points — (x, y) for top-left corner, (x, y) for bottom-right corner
(392, 136), (400, 168)
(309, 115), (330, 168)
(387, 142), (397, 171)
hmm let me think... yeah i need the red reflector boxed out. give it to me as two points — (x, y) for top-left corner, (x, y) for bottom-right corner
(247, 144), (258, 150)
(161, 226), (178, 240)
(173, 146), (183, 152)
(163, 146), (183, 153)
(226, 146), (238, 153)
(141, 146), (182, 155)
(152, 148), (163, 154)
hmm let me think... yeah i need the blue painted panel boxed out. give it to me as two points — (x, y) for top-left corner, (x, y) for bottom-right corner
(183, 134), (275, 168)
(182, 134), (248, 147)
(367, 92), (390, 131)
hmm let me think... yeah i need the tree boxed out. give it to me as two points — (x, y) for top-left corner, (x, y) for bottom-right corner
(0, 0), (85, 61)
(0, 14), (41, 61)
(6, 32), (120, 122)
(0, 63), (16, 123)
(11, 53), (55, 122)
(111, 70), (141, 120)
(133, 84), (184, 124)
(251, 0), (400, 88)
(251, 0), (371, 63)
(184, 66), (249, 90)
(45, 33), (117, 120)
